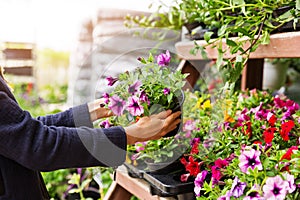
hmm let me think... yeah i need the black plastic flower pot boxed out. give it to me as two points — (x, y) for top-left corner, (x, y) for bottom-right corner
(164, 90), (185, 137)
(145, 159), (184, 175)
(271, 6), (300, 34)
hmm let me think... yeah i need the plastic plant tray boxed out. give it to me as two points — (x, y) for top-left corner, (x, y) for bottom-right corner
(123, 162), (147, 179)
(143, 171), (194, 196)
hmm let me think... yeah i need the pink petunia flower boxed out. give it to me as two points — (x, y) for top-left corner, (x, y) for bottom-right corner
(108, 95), (126, 116)
(127, 96), (144, 116)
(156, 50), (171, 66)
(263, 175), (288, 200)
(194, 170), (208, 197)
(128, 80), (142, 95)
(238, 148), (263, 174)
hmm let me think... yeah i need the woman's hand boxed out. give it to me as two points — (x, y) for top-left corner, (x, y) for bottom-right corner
(124, 110), (181, 145)
(88, 99), (114, 122)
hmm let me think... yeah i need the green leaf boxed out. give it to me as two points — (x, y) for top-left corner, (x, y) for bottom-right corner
(232, 28), (251, 37)
(261, 31), (270, 45)
(167, 93), (173, 103)
(297, 0), (300, 10)
(218, 24), (227, 36)
(204, 31), (214, 42)
(68, 188), (80, 194)
(147, 53), (154, 63)
(226, 39), (237, 47)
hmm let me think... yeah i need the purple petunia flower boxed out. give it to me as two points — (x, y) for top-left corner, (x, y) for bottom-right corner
(134, 141), (148, 152)
(128, 80), (142, 95)
(194, 170), (208, 196)
(140, 90), (150, 105)
(263, 175), (289, 200)
(127, 96), (144, 116)
(108, 95), (126, 116)
(217, 191), (231, 200)
(163, 88), (170, 95)
(183, 120), (197, 132)
(243, 184), (263, 200)
(238, 148), (263, 174)
(230, 177), (246, 198)
(131, 153), (140, 161)
(102, 92), (110, 104)
(105, 76), (118, 86)
(156, 50), (171, 66)
(282, 172), (296, 194)
(99, 119), (112, 128)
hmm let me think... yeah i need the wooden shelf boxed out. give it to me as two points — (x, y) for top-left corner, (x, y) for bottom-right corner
(175, 31), (300, 90)
(175, 31), (300, 60)
(103, 166), (177, 200)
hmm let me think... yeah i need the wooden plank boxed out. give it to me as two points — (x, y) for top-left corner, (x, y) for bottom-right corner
(175, 31), (300, 60)
(3, 48), (33, 60)
(3, 66), (33, 76)
(177, 60), (200, 90)
(111, 166), (176, 200)
(103, 181), (132, 200)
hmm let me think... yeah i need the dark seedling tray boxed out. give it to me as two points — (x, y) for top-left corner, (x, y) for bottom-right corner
(143, 172), (194, 197)
(124, 162), (147, 179)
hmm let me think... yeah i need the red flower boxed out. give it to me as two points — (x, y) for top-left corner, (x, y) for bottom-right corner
(190, 140), (200, 154)
(180, 157), (187, 166)
(253, 140), (262, 145)
(280, 146), (298, 161)
(263, 127), (276, 143)
(242, 121), (252, 138)
(181, 156), (200, 177)
(268, 114), (277, 127)
(280, 120), (295, 141)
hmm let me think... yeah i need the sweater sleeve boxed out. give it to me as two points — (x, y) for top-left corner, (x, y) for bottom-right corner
(0, 91), (127, 171)
(36, 104), (93, 128)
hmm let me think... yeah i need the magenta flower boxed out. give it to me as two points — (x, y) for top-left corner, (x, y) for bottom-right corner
(263, 175), (288, 200)
(237, 110), (250, 122)
(128, 80), (142, 95)
(285, 100), (299, 114)
(156, 50), (171, 66)
(211, 166), (222, 181)
(194, 170), (208, 197)
(214, 158), (229, 168)
(131, 153), (140, 161)
(243, 184), (263, 200)
(163, 88), (170, 95)
(274, 96), (286, 108)
(180, 173), (190, 182)
(108, 95), (126, 116)
(134, 142), (148, 152)
(127, 96), (144, 116)
(217, 191), (232, 200)
(238, 148), (263, 174)
(106, 76), (118, 86)
(139, 90), (150, 105)
(230, 177), (246, 198)
(99, 119), (112, 128)
(102, 92), (110, 104)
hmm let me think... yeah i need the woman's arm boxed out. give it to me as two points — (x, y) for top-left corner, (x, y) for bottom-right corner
(0, 91), (126, 171)
(36, 99), (113, 127)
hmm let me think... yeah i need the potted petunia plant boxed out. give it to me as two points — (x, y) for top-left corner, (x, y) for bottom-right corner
(98, 50), (188, 174)
(179, 89), (300, 199)
(99, 50), (187, 131)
